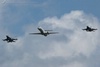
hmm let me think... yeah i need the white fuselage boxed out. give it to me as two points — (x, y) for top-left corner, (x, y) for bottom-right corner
(38, 27), (48, 36)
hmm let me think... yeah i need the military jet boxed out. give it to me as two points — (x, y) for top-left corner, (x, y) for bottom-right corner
(29, 27), (58, 36)
(3, 35), (17, 43)
(82, 26), (97, 32)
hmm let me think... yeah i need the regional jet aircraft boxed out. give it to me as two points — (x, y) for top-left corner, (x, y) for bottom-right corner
(3, 35), (17, 43)
(29, 27), (58, 36)
(82, 26), (97, 32)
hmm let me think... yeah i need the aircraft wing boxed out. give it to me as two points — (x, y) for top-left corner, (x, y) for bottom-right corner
(12, 38), (17, 40)
(82, 29), (86, 30)
(29, 33), (42, 35)
(2, 39), (7, 41)
(48, 32), (58, 34)
(92, 28), (97, 30)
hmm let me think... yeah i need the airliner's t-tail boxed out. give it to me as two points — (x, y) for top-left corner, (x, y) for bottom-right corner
(29, 27), (58, 36)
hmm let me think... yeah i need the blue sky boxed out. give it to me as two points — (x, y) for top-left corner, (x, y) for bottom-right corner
(0, 0), (100, 67)
(1, 0), (100, 35)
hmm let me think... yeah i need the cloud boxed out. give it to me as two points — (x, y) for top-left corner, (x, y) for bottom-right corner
(62, 61), (86, 67)
(38, 10), (100, 59)
(0, 10), (100, 67)
(0, 0), (7, 4)
(5, 0), (34, 3)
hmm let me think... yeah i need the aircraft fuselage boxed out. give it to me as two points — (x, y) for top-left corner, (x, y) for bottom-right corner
(83, 26), (97, 32)
(3, 35), (17, 43)
(38, 27), (49, 36)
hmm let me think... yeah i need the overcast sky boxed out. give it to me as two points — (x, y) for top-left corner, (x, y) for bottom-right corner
(0, 0), (100, 67)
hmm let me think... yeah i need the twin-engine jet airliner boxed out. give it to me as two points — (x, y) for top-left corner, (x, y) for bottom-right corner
(82, 26), (97, 32)
(3, 35), (17, 43)
(29, 27), (58, 36)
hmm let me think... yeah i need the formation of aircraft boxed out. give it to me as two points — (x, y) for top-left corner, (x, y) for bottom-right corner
(3, 35), (17, 43)
(29, 27), (58, 36)
(82, 26), (97, 32)
(2, 26), (97, 43)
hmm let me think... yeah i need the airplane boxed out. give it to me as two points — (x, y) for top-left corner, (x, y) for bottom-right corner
(3, 35), (17, 43)
(29, 27), (58, 36)
(82, 26), (97, 32)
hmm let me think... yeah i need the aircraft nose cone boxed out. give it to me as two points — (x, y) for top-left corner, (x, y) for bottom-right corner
(38, 27), (42, 29)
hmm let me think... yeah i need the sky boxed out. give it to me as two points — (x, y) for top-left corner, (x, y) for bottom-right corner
(0, 0), (100, 67)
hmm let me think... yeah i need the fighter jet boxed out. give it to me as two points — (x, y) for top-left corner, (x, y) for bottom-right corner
(82, 26), (97, 32)
(29, 27), (58, 36)
(3, 35), (17, 43)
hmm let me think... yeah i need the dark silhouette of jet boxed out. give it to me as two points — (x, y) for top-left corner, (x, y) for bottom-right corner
(82, 26), (97, 32)
(3, 35), (17, 43)
(29, 27), (58, 36)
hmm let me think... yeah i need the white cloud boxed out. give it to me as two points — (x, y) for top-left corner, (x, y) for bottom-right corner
(38, 10), (100, 59)
(0, 10), (100, 67)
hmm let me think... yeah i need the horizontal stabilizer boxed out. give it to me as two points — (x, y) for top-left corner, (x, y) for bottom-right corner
(45, 30), (53, 31)
(29, 33), (41, 35)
